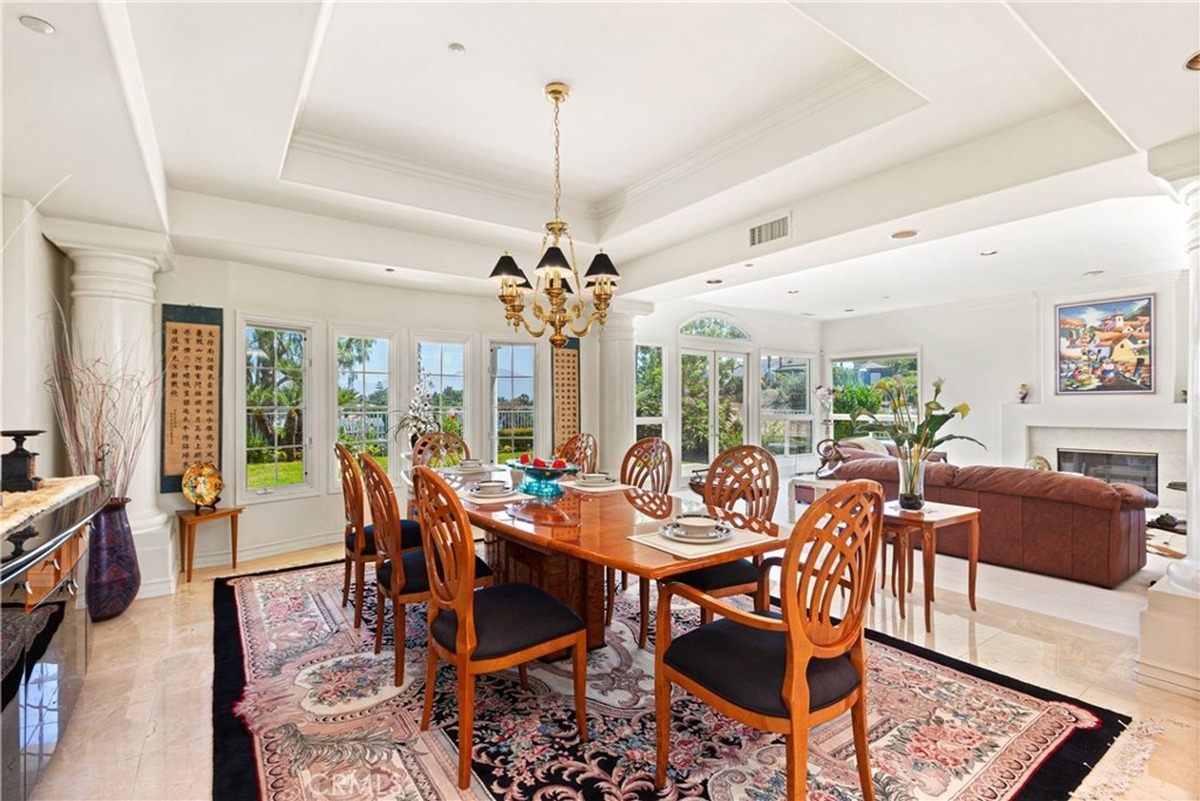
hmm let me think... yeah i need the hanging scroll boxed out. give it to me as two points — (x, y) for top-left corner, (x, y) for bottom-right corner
(160, 305), (223, 493)
(551, 338), (580, 449)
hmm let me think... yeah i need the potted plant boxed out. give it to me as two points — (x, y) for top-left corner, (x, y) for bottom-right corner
(46, 311), (160, 620)
(392, 370), (439, 447)
(850, 377), (983, 509)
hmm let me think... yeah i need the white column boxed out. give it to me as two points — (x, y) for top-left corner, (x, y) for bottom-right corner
(1166, 178), (1200, 589)
(597, 312), (636, 474)
(1138, 141), (1199, 698)
(42, 218), (177, 599)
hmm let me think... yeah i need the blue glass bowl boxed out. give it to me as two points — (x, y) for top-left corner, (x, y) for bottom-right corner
(506, 459), (580, 500)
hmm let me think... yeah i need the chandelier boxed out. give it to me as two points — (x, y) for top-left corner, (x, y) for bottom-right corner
(488, 82), (619, 349)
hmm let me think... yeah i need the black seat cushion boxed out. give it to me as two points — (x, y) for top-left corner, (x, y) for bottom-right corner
(399, 519), (423, 550)
(431, 582), (584, 660)
(345, 523), (377, 556)
(377, 551), (493, 596)
(672, 558), (759, 592)
(663, 617), (860, 718)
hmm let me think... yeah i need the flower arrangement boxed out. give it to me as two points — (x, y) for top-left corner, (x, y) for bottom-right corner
(850, 377), (983, 508)
(392, 371), (439, 443)
(814, 384), (841, 417)
(46, 311), (161, 500)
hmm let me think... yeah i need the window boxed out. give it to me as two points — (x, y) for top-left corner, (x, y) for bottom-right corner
(760, 354), (812, 456)
(335, 334), (391, 472)
(417, 340), (466, 439)
(243, 322), (310, 495)
(635, 344), (664, 440)
(680, 350), (745, 470)
(829, 353), (919, 440)
(679, 316), (749, 339)
(492, 343), (535, 462)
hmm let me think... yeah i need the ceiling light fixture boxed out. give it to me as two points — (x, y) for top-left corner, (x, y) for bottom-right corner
(706, 278), (723, 285)
(448, 42), (466, 55)
(19, 15), (55, 35)
(1186, 51), (1200, 71)
(488, 82), (617, 349)
(1083, 269), (1105, 277)
(890, 229), (919, 240)
(787, 290), (799, 295)
(980, 250), (998, 256)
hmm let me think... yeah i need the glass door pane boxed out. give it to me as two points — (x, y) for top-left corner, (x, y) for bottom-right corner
(680, 351), (712, 470)
(492, 344), (535, 463)
(716, 353), (746, 453)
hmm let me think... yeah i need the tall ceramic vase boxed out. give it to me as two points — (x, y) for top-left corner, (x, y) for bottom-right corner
(87, 497), (141, 621)
(896, 452), (927, 511)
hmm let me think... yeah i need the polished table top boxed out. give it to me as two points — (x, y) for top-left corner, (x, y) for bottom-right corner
(454, 477), (782, 581)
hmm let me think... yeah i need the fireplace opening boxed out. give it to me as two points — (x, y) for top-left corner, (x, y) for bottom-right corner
(1057, 448), (1157, 495)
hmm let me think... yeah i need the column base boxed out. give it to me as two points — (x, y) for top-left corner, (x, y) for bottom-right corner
(131, 514), (177, 599)
(1137, 577), (1200, 699)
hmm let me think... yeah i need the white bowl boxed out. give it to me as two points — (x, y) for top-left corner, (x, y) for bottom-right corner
(473, 480), (508, 495)
(578, 472), (611, 485)
(459, 459), (484, 468)
(673, 514), (720, 535)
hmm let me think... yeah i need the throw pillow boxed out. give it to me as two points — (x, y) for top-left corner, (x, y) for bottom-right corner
(843, 436), (890, 455)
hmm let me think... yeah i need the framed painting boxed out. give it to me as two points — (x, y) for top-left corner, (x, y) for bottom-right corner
(1056, 294), (1153, 394)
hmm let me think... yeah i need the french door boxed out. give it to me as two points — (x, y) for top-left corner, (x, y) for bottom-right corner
(489, 343), (536, 463)
(679, 349), (746, 474)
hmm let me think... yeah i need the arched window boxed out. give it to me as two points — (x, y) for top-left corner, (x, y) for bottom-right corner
(679, 316), (749, 339)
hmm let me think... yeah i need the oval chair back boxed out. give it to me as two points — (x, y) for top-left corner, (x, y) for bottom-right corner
(554, 432), (598, 472)
(704, 443), (779, 521)
(410, 465), (480, 628)
(412, 432), (470, 469)
(620, 437), (673, 493)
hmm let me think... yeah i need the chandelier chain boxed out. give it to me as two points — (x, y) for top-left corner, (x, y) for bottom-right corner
(552, 96), (562, 226)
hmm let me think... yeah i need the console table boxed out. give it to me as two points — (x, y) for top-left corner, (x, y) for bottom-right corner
(176, 506), (243, 582)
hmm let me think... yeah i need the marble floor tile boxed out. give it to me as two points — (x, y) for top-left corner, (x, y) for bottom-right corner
(28, 528), (1200, 800)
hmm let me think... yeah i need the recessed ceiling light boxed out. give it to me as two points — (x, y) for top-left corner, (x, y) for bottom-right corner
(980, 250), (998, 257)
(844, 308), (855, 313)
(1083, 269), (1104, 277)
(385, 267), (395, 273)
(801, 312), (814, 317)
(1186, 51), (1200, 71)
(19, 15), (55, 35)
(743, 262), (754, 268)
(787, 290), (799, 295)
(890, 229), (919, 240)
(448, 42), (466, 54)
(705, 278), (723, 285)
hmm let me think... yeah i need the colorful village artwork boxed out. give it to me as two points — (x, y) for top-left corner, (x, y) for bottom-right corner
(1056, 294), (1153, 393)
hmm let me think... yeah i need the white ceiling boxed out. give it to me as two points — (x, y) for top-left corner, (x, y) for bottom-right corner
(3, 1), (1197, 321)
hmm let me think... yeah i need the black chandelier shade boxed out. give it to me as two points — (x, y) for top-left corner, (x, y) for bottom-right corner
(534, 245), (571, 276)
(583, 251), (619, 280)
(489, 253), (533, 289)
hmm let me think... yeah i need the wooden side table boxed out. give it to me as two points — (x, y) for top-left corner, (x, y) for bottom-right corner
(882, 500), (981, 632)
(788, 476), (845, 522)
(176, 506), (243, 582)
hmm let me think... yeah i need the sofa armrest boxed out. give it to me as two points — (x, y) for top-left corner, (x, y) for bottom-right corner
(1113, 482), (1158, 510)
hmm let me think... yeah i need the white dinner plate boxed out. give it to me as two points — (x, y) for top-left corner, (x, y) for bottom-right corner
(576, 477), (617, 487)
(660, 524), (732, 543)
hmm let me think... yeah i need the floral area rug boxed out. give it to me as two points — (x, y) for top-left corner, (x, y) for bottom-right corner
(214, 562), (1133, 800)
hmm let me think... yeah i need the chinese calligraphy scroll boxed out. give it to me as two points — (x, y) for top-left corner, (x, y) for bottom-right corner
(161, 305), (223, 492)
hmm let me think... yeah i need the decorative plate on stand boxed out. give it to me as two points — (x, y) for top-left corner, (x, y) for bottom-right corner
(181, 462), (224, 511)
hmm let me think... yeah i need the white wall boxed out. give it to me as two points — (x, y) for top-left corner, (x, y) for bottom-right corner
(821, 270), (1188, 470)
(1, 197), (70, 478)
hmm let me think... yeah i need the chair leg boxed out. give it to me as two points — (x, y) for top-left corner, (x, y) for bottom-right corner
(638, 578), (651, 649)
(654, 667), (671, 787)
(851, 694), (875, 800)
(420, 644), (437, 730)
(573, 635), (588, 742)
(394, 602), (405, 686)
(353, 558), (366, 628)
(374, 590), (385, 655)
(699, 607), (713, 625)
(341, 555), (351, 607)
(518, 663), (529, 690)
(785, 727), (809, 801)
(456, 669), (476, 790)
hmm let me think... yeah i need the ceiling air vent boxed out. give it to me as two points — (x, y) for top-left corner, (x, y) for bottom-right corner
(749, 214), (790, 247)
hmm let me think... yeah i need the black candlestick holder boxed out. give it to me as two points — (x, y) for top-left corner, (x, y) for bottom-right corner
(2, 429), (45, 492)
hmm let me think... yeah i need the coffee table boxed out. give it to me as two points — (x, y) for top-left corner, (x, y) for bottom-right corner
(787, 476), (845, 522)
(882, 500), (981, 632)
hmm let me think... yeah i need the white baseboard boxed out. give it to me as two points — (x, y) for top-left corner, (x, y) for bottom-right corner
(189, 530), (338, 572)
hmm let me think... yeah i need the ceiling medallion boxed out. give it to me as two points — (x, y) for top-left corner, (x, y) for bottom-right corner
(487, 82), (618, 349)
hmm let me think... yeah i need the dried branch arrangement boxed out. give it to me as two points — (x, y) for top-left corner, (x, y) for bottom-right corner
(46, 310), (162, 500)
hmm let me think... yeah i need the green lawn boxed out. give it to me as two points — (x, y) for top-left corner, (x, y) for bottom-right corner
(246, 455), (392, 489)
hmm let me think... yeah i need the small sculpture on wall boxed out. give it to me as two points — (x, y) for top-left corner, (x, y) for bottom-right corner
(1017, 382), (1030, 404)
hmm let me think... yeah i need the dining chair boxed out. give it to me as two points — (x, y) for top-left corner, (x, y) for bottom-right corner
(613, 437), (673, 646)
(412, 431), (470, 469)
(411, 465), (589, 790)
(359, 453), (493, 686)
(673, 444), (780, 624)
(335, 443), (379, 628)
(655, 479), (884, 799)
(554, 431), (598, 472)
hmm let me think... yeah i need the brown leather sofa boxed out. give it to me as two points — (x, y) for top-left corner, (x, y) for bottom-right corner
(831, 457), (1157, 588)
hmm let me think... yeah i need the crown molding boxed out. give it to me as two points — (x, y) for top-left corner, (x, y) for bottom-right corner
(39, 216), (174, 272)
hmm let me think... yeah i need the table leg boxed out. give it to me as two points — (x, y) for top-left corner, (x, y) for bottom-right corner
(968, 518), (979, 611)
(186, 522), (196, 583)
(230, 512), (239, 569)
(922, 526), (936, 633)
(788, 480), (797, 524)
(895, 531), (906, 619)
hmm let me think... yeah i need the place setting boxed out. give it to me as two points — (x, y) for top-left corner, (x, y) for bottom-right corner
(628, 512), (774, 558)
(563, 471), (629, 493)
(460, 478), (532, 505)
(443, 458), (496, 477)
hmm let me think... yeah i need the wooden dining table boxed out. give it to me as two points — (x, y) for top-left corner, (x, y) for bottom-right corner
(450, 473), (783, 649)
